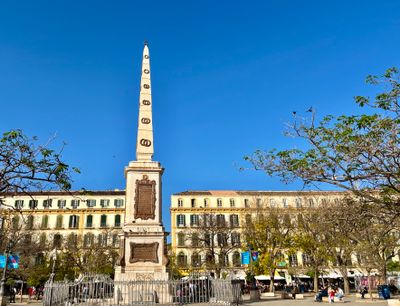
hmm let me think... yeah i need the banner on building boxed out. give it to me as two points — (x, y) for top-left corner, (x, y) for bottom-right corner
(241, 252), (250, 265)
(251, 251), (259, 261)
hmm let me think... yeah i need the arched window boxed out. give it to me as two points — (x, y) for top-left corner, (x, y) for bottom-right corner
(11, 216), (19, 230)
(53, 233), (62, 248)
(177, 198), (183, 207)
(115, 214), (121, 227)
(229, 198), (235, 207)
(67, 233), (78, 248)
(217, 198), (222, 207)
(177, 252), (187, 268)
(100, 215), (107, 228)
(191, 253), (201, 268)
(219, 253), (229, 267)
(98, 233), (108, 247)
(233, 252), (241, 267)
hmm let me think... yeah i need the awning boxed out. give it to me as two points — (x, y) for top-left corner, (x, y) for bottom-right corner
(294, 274), (311, 279)
(255, 275), (285, 280)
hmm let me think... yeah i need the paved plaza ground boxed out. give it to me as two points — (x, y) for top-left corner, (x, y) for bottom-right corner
(7, 294), (398, 306)
(242, 294), (394, 306)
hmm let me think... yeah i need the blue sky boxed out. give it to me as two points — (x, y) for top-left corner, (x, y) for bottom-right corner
(1, 1), (399, 231)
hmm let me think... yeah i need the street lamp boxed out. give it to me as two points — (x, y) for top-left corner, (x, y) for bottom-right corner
(0, 241), (13, 306)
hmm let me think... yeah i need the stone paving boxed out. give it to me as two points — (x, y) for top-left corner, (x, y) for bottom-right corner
(241, 294), (393, 306)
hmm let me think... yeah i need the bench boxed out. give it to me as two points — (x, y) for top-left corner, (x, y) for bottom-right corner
(388, 299), (400, 306)
(322, 296), (344, 303)
(260, 292), (275, 297)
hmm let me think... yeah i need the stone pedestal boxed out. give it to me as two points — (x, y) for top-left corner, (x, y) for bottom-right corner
(114, 161), (169, 282)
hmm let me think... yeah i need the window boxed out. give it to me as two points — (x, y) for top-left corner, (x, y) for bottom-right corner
(245, 214), (252, 225)
(100, 215), (107, 228)
(100, 199), (109, 208)
(115, 214), (121, 227)
(57, 200), (66, 209)
(229, 198), (235, 207)
(190, 215), (199, 226)
(12, 216), (19, 230)
(270, 199), (276, 208)
(216, 214), (225, 227)
(231, 232), (241, 246)
(308, 198), (314, 208)
(217, 198), (222, 207)
(204, 198), (209, 207)
(204, 233), (211, 247)
(114, 198), (124, 207)
(321, 199), (328, 207)
(289, 254), (298, 267)
(177, 252), (187, 268)
(256, 198), (262, 208)
(178, 198), (183, 207)
(69, 215), (79, 229)
(192, 233), (199, 247)
(177, 233), (185, 247)
(230, 214), (239, 227)
(29, 200), (38, 209)
(35, 253), (45, 265)
(86, 215), (93, 228)
(282, 198), (288, 208)
(219, 253), (229, 267)
(191, 253), (201, 267)
(98, 233), (108, 247)
(26, 215), (34, 229)
(67, 233), (78, 248)
(39, 233), (47, 248)
(83, 233), (94, 248)
(112, 233), (119, 247)
(53, 234), (62, 248)
(56, 215), (63, 229)
(302, 253), (312, 266)
(71, 199), (80, 209)
(244, 199), (250, 208)
(86, 199), (96, 208)
(43, 199), (52, 208)
(191, 199), (196, 208)
(14, 200), (24, 209)
(233, 252), (241, 267)
(217, 233), (227, 246)
(203, 214), (213, 227)
(177, 214), (186, 227)
(295, 198), (302, 208)
(41, 215), (49, 229)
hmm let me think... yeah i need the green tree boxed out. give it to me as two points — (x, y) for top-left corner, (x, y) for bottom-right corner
(243, 206), (292, 292)
(245, 67), (400, 218)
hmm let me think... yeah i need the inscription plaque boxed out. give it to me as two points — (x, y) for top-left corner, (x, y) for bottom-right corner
(129, 242), (159, 263)
(134, 175), (156, 220)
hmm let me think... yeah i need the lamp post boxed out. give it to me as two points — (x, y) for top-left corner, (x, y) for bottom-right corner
(0, 241), (12, 306)
(48, 249), (57, 306)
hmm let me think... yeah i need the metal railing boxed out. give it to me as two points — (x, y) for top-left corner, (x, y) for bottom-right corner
(43, 274), (242, 306)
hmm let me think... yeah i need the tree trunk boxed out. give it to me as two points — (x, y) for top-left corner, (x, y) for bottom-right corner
(367, 270), (373, 301)
(338, 266), (350, 294)
(313, 267), (319, 292)
(270, 270), (275, 292)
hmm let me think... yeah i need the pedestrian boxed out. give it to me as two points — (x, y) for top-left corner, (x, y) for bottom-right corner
(9, 287), (16, 303)
(335, 287), (344, 301)
(328, 286), (335, 303)
(360, 286), (368, 299)
(292, 285), (299, 299)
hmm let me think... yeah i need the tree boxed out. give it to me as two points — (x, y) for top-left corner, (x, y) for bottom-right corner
(245, 67), (400, 218)
(243, 205), (292, 292)
(183, 213), (241, 278)
(0, 129), (78, 293)
(245, 68), (400, 286)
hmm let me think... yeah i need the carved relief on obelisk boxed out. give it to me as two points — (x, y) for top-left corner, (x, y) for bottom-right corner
(114, 42), (168, 282)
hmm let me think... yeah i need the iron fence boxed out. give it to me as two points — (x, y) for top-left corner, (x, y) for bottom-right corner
(43, 274), (242, 306)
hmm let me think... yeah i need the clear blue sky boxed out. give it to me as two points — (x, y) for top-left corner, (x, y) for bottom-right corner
(1, 1), (399, 231)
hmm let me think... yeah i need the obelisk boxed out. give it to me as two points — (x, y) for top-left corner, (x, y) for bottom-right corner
(115, 42), (168, 281)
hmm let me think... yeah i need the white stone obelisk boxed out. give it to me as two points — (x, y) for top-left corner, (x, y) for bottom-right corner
(114, 42), (168, 282)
